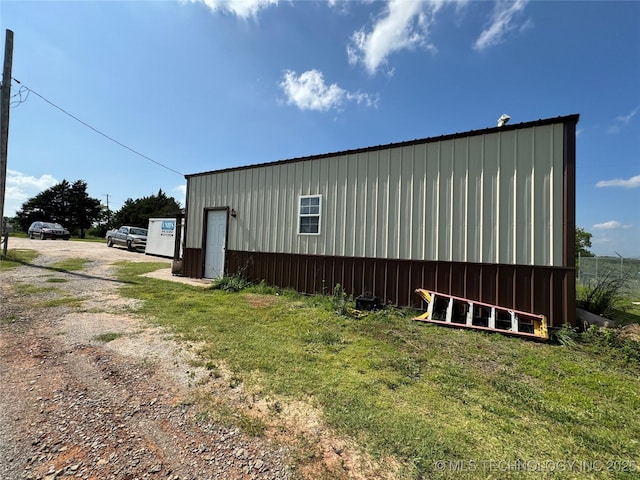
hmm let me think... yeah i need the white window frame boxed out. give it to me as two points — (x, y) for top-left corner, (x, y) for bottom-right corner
(298, 194), (322, 235)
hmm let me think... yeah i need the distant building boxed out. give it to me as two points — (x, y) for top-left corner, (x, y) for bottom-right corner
(182, 114), (579, 328)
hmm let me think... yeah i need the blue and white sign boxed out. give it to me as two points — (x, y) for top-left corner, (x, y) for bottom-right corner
(161, 220), (175, 237)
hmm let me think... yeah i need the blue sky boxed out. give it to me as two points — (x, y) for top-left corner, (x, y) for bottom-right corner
(0, 0), (638, 256)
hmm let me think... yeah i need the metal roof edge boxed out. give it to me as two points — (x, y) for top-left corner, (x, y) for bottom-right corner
(185, 114), (580, 179)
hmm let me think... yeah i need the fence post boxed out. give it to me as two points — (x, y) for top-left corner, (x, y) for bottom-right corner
(578, 252), (581, 284)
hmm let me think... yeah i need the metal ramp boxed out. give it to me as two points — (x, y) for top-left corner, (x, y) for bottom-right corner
(413, 289), (549, 340)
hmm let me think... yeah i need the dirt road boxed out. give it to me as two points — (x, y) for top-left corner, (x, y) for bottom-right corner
(0, 238), (291, 480)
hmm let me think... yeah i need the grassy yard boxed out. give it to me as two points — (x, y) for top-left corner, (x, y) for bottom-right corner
(109, 262), (640, 480)
(0, 248), (39, 269)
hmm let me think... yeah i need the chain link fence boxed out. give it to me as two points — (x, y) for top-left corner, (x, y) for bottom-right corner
(577, 255), (640, 295)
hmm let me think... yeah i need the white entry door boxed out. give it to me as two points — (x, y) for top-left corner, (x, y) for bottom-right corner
(204, 210), (227, 279)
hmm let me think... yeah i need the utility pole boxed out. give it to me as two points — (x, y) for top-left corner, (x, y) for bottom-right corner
(0, 29), (14, 256)
(102, 193), (112, 229)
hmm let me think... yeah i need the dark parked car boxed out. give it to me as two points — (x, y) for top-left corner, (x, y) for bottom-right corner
(28, 221), (71, 240)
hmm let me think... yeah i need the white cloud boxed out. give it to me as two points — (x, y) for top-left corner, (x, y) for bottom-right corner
(596, 175), (640, 188)
(593, 220), (632, 230)
(617, 106), (639, 125)
(181, 0), (278, 18)
(473, 0), (529, 51)
(347, 0), (442, 75)
(280, 69), (377, 112)
(3, 170), (58, 217)
(607, 106), (639, 134)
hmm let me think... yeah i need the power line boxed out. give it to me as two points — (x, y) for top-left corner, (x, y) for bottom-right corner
(11, 77), (184, 177)
(9, 84), (29, 108)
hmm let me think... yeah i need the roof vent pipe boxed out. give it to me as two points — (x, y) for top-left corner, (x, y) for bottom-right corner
(497, 114), (511, 127)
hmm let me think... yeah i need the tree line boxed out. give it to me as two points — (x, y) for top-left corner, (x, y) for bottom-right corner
(10, 179), (181, 239)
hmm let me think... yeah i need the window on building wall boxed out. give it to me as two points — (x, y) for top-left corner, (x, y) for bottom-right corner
(298, 195), (322, 235)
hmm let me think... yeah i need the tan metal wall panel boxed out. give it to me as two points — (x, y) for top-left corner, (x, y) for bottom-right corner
(552, 124), (564, 266)
(481, 135), (499, 263)
(411, 144), (427, 260)
(388, 148), (402, 259)
(186, 121), (568, 267)
(375, 150), (390, 259)
(466, 136), (483, 263)
(452, 137), (469, 262)
(438, 140), (453, 261)
(515, 129), (534, 264)
(533, 126), (552, 265)
(399, 146), (414, 259)
(498, 130), (516, 265)
(425, 142), (440, 260)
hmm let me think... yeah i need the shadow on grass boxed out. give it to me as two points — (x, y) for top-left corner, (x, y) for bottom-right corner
(3, 257), (132, 284)
(611, 307), (640, 327)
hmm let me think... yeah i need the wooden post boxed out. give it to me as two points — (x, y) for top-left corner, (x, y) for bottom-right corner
(0, 29), (14, 255)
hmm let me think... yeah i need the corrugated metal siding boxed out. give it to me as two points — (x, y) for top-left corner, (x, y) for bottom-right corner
(221, 250), (574, 327)
(186, 123), (565, 267)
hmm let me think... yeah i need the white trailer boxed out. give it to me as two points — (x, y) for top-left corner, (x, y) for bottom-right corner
(145, 218), (182, 258)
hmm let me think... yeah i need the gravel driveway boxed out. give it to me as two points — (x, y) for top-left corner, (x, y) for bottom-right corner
(0, 237), (291, 480)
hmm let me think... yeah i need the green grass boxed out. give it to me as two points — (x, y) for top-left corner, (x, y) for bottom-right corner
(6, 281), (85, 311)
(4, 232), (104, 242)
(1, 314), (19, 324)
(34, 296), (86, 309)
(94, 332), (124, 343)
(46, 278), (69, 283)
(48, 258), (92, 272)
(0, 249), (39, 269)
(609, 297), (640, 327)
(111, 264), (640, 479)
(0, 249), (90, 274)
(12, 283), (59, 295)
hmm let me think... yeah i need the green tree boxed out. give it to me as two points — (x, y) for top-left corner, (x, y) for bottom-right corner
(15, 180), (101, 237)
(576, 227), (594, 258)
(112, 189), (181, 228)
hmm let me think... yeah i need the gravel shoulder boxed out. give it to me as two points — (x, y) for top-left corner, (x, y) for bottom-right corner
(0, 238), (291, 480)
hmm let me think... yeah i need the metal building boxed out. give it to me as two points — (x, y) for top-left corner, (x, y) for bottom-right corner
(182, 114), (579, 328)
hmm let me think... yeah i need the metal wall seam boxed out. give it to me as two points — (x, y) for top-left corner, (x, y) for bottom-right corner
(479, 135), (484, 264)
(448, 140), (454, 262)
(358, 153), (364, 256)
(372, 151), (379, 258)
(553, 124), (565, 266)
(495, 132), (501, 264)
(513, 130), (518, 265)
(549, 125), (555, 265)
(530, 128), (536, 265)
(408, 146), (415, 259)
(464, 137), (469, 263)
(384, 149), (390, 260)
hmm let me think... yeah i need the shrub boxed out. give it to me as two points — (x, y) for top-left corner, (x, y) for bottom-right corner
(332, 283), (347, 315)
(553, 323), (578, 346)
(580, 324), (640, 365)
(210, 273), (250, 292)
(577, 271), (628, 317)
(249, 280), (280, 295)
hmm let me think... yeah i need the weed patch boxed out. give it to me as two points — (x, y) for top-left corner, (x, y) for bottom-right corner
(35, 296), (85, 309)
(209, 273), (251, 292)
(48, 258), (91, 272)
(94, 332), (124, 343)
(0, 249), (39, 269)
